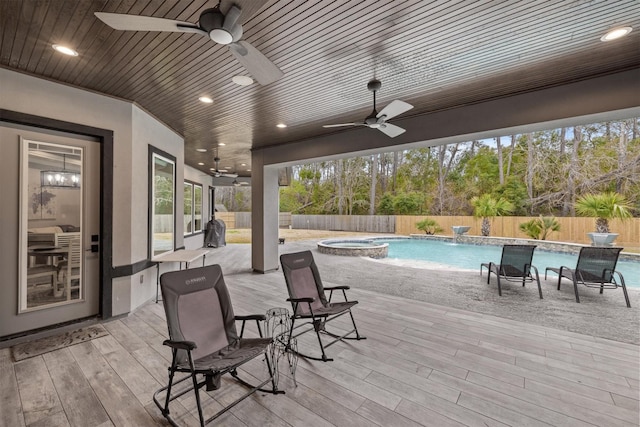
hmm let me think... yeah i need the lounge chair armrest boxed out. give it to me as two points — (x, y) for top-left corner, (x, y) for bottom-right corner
(287, 297), (315, 303)
(163, 339), (196, 350)
(235, 314), (266, 321)
(325, 286), (350, 291)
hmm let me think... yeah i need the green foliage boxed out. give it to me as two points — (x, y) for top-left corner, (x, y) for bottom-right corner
(575, 192), (634, 233)
(275, 119), (640, 220)
(471, 194), (515, 236)
(393, 192), (424, 214)
(519, 216), (561, 240)
(471, 194), (515, 219)
(416, 218), (443, 235)
(377, 193), (395, 214)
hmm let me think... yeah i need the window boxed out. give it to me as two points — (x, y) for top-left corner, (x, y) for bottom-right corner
(184, 180), (203, 235)
(149, 148), (175, 257)
(184, 182), (193, 235)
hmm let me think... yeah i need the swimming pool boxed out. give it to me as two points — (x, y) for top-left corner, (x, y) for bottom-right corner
(377, 239), (640, 288)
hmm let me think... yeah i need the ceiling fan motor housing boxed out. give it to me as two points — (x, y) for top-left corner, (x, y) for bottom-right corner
(199, 8), (242, 44)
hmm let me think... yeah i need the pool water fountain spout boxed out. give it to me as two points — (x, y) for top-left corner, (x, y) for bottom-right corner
(451, 226), (471, 244)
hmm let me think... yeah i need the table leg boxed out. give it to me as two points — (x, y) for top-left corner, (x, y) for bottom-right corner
(155, 263), (160, 303)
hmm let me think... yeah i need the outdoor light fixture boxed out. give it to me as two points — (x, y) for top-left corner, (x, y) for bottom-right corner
(199, 96), (214, 103)
(276, 123), (287, 128)
(232, 75), (254, 86)
(40, 154), (80, 189)
(600, 26), (632, 41)
(52, 44), (78, 56)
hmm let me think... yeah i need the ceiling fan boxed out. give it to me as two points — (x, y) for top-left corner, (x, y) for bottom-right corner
(232, 179), (250, 187)
(212, 157), (238, 178)
(94, 1), (283, 85)
(323, 79), (413, 137)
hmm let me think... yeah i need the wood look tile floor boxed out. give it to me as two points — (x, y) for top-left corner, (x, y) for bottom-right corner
(2, 255), (639, 426)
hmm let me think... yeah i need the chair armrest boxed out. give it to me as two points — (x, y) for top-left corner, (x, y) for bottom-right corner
(235, 314), (266, 321)
(287, 297), (315, 303)
(325, 286), (350, 291)
(163, 339), (196, 350)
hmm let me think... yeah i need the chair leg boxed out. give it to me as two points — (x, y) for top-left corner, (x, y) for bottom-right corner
(572, 278), (581, 303)
(348, 310), (365, 340)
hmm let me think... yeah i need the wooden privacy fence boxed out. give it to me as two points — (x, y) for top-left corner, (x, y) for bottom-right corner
(396, 215), (640, 248)
(215, 212), (639, 247)
(291, 215), (395, 233)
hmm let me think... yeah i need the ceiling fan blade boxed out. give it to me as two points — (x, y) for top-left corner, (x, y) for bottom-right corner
(378, 123), (406, 138)
(223, 4), (242, 32)
(322, 123), (360, 128)
(377, 100), (413, 121)
(228, 40), (283, 85)
(94, 12), (207, 36)
(220, 0), (270, 25)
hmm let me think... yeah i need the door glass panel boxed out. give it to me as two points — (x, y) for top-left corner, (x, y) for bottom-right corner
(20, 140), (83, 312)
(151, 151), (175, 256)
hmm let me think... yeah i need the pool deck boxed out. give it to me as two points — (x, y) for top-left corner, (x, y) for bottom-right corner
(1, 241), (638, 426)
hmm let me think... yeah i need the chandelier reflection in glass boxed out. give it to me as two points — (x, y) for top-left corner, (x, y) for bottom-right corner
(40, 154), (81, 189)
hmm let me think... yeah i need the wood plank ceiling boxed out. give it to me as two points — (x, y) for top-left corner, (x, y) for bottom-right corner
(1, 0), (639, 177)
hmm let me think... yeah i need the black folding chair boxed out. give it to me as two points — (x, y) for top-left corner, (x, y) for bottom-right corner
(153, 265), (283, 426)
(481, 244), (543, 298)
(545, 246), (630, 307)
(280, 250), (365, 362)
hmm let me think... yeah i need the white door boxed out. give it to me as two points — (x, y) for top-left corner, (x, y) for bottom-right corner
(0, 125), (101, 337)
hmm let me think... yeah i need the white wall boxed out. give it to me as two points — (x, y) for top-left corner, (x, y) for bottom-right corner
(0, 68), (186, 318)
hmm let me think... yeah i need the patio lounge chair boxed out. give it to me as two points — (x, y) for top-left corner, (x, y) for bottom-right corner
(280, 250), (365, 362)
(545, 247), (630, 308)
(153, 265), (283, 426)
(481, 245), (543, 298)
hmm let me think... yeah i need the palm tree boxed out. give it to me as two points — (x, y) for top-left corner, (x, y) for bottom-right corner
(519, 216), (561, 240)
(471, 194), (515, 236)
(575, 192), (633, 233)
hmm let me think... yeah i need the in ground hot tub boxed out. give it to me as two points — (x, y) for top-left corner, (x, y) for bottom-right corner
(317, 239), (388, 258)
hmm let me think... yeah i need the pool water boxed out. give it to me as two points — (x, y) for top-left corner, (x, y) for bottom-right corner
(378, 239), (640, 288)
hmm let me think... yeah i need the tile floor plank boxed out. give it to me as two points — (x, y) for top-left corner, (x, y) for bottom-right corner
(14, 356), (63, 426)
(68, 342), (157, 426)
(42, 348), (111, 427)
(0, 348), (26, 427)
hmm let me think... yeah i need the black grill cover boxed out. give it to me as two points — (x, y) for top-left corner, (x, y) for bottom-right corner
(204, 219), (226, 248)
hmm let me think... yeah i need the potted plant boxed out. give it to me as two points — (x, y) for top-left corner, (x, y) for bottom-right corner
(575, 192), (633, 246)
(519, 216), (561, 240)
(471, 194), (515, 236)
(416, 218), (443, 235)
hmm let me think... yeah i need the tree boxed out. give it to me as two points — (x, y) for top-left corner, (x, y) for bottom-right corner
(575, 192), (633, 233)
(471, 194), (515, 236)
(519, 216), (561, 240)
(416, 218), (443, 235)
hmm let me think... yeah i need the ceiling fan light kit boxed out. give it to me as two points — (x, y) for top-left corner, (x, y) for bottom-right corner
(323, 79), (413, 137)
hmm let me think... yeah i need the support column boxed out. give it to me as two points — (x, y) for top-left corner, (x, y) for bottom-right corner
(251, 152), (280, 273)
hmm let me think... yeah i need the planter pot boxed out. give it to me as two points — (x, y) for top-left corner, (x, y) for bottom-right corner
(587, 232), (619, 246)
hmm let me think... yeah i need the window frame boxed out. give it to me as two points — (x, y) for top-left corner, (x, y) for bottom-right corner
(183, 179), (203, 236)
(148, 146), (176, 258)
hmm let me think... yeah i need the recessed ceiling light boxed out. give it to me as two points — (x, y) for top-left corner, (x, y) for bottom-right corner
(52, 44), (78, 56)
(196, 148), (207, 152)
(210, 168), (216, 171)
(241, 163), (247, 166)
(232, 75), (254, 86)
(199, 96), (213, 104)
(247, 169), (251, 172)
(600, 26), (632, 41)
(218, 143), (226, 146)
(276, 123), (287, 128)
(198, 162), (205, 166)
